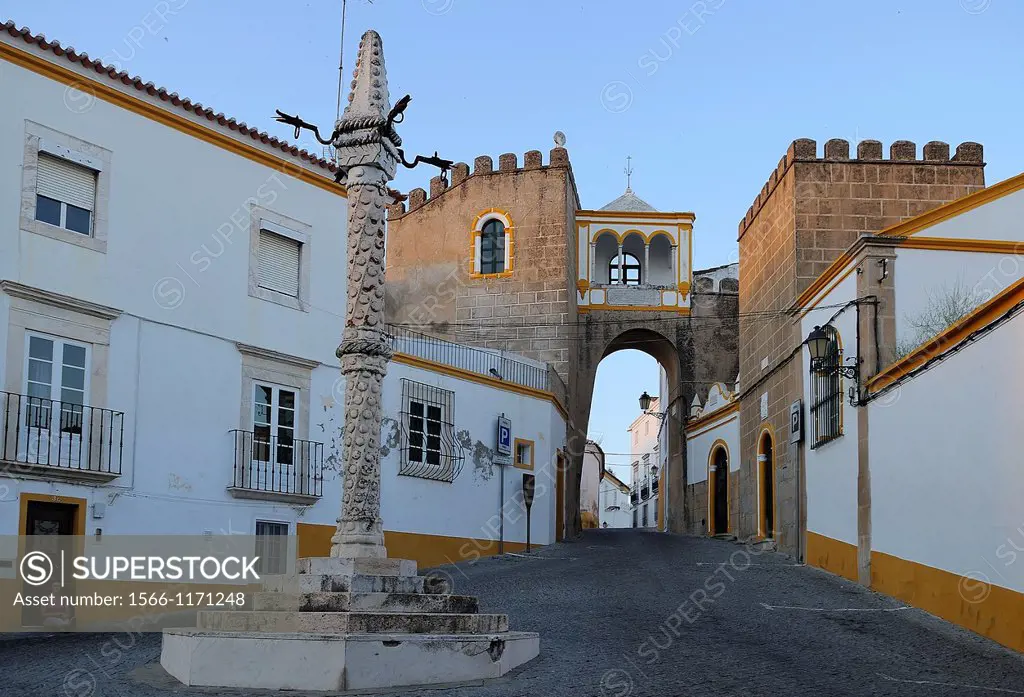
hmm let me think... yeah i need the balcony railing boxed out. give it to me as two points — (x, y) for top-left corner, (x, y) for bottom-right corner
(0, 391), (123, 480)
(228, 430), (323, 502)
(386, 324), (549, 392)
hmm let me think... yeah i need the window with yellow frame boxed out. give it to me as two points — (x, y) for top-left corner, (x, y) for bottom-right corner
(470, 208), (515, 278)
(513, 438), (534, 471)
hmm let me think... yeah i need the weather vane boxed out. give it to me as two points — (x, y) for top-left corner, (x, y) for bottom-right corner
(624, 155), (634, 192)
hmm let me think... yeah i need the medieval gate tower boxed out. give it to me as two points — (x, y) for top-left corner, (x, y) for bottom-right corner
(385, 145), (739, 539)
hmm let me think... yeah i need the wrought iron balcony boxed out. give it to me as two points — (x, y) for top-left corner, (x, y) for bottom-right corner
(629, 489), (639, 505)
(228, 430), (324, 504)
(0, 391), (123, 482)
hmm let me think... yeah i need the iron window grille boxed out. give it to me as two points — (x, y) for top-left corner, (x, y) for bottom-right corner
(810, 324), (843, 448)
(398, 379), (465, 482)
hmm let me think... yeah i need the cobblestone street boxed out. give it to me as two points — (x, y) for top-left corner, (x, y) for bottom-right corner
(4, 530), (1024, 696)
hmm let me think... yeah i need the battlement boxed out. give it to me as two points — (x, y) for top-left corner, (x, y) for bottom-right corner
(387, 146), (571, 219)
(737, 138), (985, 239)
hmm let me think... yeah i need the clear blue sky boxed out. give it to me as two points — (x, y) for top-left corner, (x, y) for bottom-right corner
(8, 0), (1021, 481)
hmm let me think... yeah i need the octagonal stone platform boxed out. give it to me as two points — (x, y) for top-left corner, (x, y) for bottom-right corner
(160, 557), (540, 691)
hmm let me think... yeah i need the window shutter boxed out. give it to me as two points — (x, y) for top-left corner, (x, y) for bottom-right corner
(258, 230), (301, 297)
(36, 153), (96, 211)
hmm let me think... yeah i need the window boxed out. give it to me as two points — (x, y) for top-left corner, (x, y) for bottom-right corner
(633, 509), (638, 527)
(35, 153), (96, 236)
(642, 504), (648, 527)
(253, 383), (296, 467)
(22, 333), (90, 467)
(258, 230), (301, 298)
(810, 324), (843, 448)
(514, 439), (534, 471)
(248, 209), (311, 311)
(609, 253), (641, 285)
(399, 379), (464, 482)
(255, 521), (289, 575)
(480, 219), (506, 275)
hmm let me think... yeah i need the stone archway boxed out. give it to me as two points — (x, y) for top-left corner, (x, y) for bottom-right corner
(563, 313), (691, 540)
(560, 287), (739, 541)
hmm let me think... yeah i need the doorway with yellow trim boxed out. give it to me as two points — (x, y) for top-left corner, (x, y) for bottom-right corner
(709, 442), (729, 535)
(758, 428), (775, 539)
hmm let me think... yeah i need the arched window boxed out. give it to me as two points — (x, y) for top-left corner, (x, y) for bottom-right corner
(810, 324), (842, 447)
(479, 219), (506, 275)
(609, 252), (641, 285)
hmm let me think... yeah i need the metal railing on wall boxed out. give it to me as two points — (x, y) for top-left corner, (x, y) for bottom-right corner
(230, 430), (324, 497)
(0, 391), (123, 475)
(386, 324), (549, 392)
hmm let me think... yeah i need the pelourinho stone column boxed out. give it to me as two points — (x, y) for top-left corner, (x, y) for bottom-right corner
(328, 30), (401, 559)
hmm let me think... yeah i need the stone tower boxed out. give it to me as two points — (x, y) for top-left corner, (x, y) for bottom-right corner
(736, 138), (986, 557)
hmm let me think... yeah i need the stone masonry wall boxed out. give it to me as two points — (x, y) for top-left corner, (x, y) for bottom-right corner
(385, 148), (576, 379)
(736, 138), (986, 558)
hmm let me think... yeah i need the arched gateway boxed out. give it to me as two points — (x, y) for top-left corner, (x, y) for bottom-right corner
(384, 145), (738, 543)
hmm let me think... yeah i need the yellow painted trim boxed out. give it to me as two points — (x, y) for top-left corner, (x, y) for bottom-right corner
(392, 352), (569, 422)
(868, 274), (1024, 392)
(513, 438), (535, 471)
(18, 492), (88, 536)
(470, 208), (515, 277)
(878, 170), (1024, 239)
(687, 413), (738, 440)
(591, 227), (678, 244)
(685, 401), (740, 435)
(0, 42), (347, 198)
(577, 209), (696, 222)
(756, 425), (776, 540)
(796, 236), (1024, 317)
(794, 251), (856, 313)
(806, 531), (858, 582)
(897, 236), (1024, 254)
(576, 279), (590, 296)
(871, 549), (1024, 653)
(707, 439), (730, 535)
(296, 523), (544, 570)
(578, 304), (691, 314)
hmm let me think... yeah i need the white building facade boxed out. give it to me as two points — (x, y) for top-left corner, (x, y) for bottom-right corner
(628, 397), (661, 529)
(796, 170), (1024, 653)
(0, 28), (564, 578)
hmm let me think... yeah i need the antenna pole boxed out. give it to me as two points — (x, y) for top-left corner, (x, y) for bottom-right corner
(335, 0), (348, 122)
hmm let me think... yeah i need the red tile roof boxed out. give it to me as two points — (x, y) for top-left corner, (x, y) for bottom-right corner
(2, 20), (339, 176)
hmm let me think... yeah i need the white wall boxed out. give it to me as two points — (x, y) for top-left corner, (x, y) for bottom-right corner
(381, 362), (562, 547)
(799, 272), (860, 548)
(685, 409), (739, 486)
(599, 478), (631, 528)
(580, 446), (602, 524)
(869, 310), (1024, 593)
(0, 48), (566, 551)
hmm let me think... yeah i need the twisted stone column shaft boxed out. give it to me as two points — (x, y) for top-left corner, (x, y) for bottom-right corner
(330, 165), (392, 559)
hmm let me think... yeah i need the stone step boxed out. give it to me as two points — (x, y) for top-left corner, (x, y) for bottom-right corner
(296, 557), (417, 577)
(197, 611), (508, 635)
(162, 628), (540, 691)
(261, 573), (451, 595)
(251, 592), (479, 614)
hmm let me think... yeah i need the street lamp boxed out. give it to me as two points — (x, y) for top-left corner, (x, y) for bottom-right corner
(805, 325), (862, 405)
(638, 391), (653, 412)
(638, 391), (666, 419)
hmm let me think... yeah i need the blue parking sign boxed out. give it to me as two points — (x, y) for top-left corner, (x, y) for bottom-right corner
(497, 416), (512, 456)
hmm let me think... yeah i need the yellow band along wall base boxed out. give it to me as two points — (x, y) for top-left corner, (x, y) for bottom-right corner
(806, 531), (858, 583)
(297, 524), (540, 570)
(871, 550), (1024, 654)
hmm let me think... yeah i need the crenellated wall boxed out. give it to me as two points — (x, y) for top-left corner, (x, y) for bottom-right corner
(384, 146), (578, 380)
(736, 137), (986, 557)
